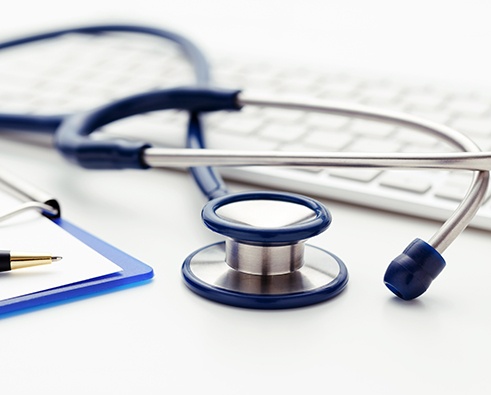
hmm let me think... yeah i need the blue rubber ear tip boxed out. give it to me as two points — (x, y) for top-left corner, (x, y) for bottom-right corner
(384, 238), (446, 300)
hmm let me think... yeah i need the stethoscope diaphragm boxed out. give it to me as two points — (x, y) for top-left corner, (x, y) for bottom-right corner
(182, 191), (349, 309)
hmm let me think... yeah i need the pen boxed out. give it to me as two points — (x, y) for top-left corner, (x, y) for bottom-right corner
(0, 250), (62, 272)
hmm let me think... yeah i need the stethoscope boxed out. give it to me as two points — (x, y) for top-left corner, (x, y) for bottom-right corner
(0, 24), (489, 309)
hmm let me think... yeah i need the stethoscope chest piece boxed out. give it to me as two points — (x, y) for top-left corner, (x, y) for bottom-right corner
(182, 191), (348, 309)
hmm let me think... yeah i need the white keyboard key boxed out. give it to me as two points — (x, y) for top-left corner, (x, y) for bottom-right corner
(277, 68), (322, 85)
(344, 137), (401, 153)
(400, 141), (454, 153)
(434, 172), (474, 202)
(239, 63), (282, 81)
(402, 90), (445, 110)
(446, 97), (490, 116)
(362, 97), (406, 110)
(261, 108), (306, 123)
(434, 183), (469, 202)
(462, 136), (491, 151)
(243, 78), (280, 92)
(258, 123), (309, 142)
(319, 78), (360, 99)
(349, 119), (395, 138)
(211, 116), (264, 135)
(328, 168), (382, 182)
(305, 113), (351, 129)
(379, 172), (432, 194)
(358, 83), (401, 103)
(275, 72), (321, 95)
(208, 130), (280, 151)
(451, 116), (491, 137)
(406, 109), (451, 125)
(393, 127), (441, 146)
(304, 130), (353, 151)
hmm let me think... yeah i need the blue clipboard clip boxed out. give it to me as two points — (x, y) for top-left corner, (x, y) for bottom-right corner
(0, 168), (154, 316)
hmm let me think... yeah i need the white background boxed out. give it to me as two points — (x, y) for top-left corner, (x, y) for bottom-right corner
(0, 1), (491, 394)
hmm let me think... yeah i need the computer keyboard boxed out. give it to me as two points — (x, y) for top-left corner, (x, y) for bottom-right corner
(0, 31), (491, 229)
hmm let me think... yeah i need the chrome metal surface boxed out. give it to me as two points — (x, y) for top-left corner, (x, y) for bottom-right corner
(215, 199), (316, 228)
(144, 148), (491, 171)
(0, 168), (60, 220)
(187, 243), (342, 295)
(225, 239), (305, 275)
(0, 168), (58, 208)
(0, 201), (58, 223)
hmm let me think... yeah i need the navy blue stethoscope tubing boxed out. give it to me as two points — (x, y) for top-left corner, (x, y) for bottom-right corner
(0, 24), (227, 200)
(186, 114), (229, 199)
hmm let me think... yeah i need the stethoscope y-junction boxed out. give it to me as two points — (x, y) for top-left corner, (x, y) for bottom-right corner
(0, 24), (489, 308)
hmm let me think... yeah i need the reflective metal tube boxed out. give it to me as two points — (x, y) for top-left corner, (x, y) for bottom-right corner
(0, 168), (60, 222)
(143, 149), (491, 171)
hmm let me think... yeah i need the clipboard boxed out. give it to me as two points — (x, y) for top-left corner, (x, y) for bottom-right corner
(0, 217), (154, 316)
(0, 168), (154, 317)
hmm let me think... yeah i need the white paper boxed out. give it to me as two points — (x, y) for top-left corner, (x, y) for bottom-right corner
(0, 192), (122, 301)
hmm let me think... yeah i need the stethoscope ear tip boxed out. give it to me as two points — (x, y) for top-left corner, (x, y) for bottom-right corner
(384, 238), (446, 300)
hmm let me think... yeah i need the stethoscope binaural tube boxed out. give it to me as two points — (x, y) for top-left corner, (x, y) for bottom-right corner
(235, 92), (489, 257)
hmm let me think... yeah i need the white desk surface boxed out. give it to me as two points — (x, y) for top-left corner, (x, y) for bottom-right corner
(1, 1), (491, 394)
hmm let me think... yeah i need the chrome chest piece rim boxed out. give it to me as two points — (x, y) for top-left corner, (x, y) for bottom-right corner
(182, 191), (349, 309)
(182, 242), (348, 309)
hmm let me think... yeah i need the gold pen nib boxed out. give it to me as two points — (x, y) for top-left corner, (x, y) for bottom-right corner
(0, 251), (63, 272)
(8, 252), (63, 270)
